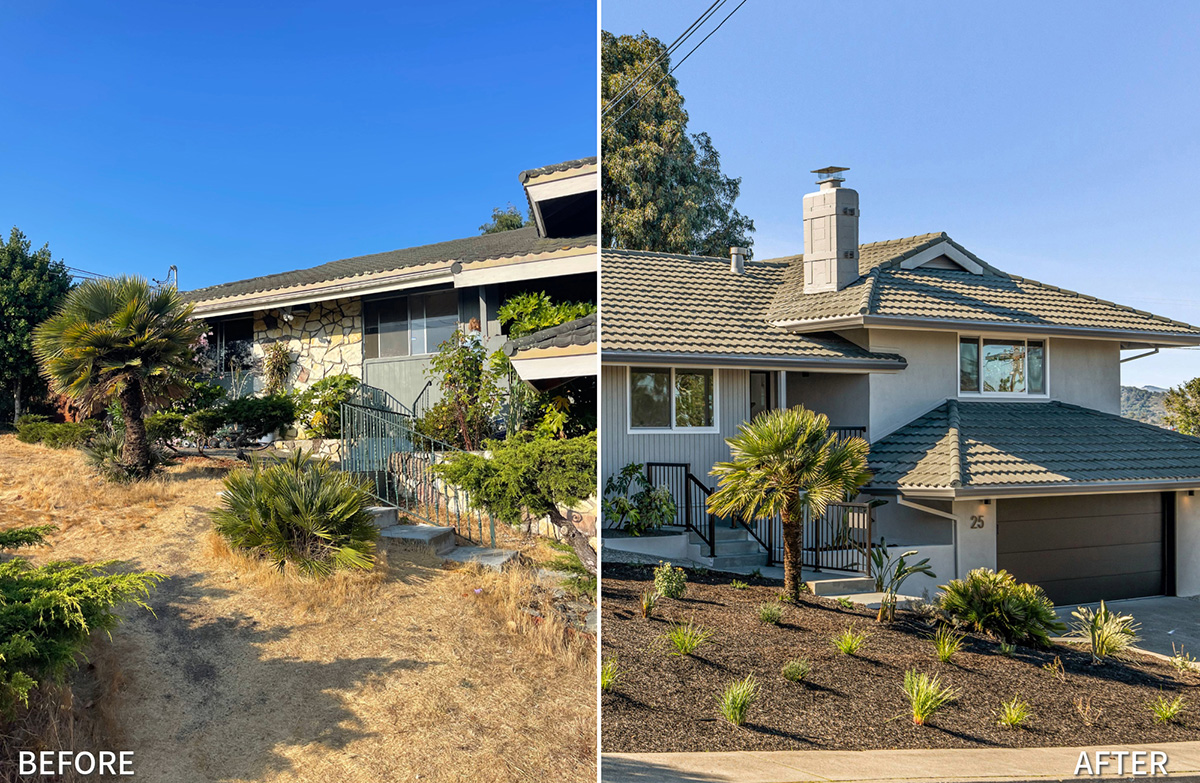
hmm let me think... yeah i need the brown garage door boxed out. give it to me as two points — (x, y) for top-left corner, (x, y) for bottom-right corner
(997, 493), (1164, 606)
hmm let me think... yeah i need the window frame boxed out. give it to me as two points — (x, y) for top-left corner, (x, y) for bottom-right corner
(364, 289), (461, 360)
(957, 333), (1050, 399)
(626, 365), (721, 434)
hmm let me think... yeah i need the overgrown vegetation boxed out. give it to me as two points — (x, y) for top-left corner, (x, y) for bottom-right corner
(292, 373), (358, 438)
(939, 568), (1065, 648)
(602, 462), (677, 536)
(416, 328), (500, 450)
(84, 430), (174, 483)
(14, 415), (99, 449)
(212, 450), (378, 577)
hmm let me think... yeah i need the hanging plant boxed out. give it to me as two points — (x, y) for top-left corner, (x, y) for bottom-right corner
(263, 342), (293, 395)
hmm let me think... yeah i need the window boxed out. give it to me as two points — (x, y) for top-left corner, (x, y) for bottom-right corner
(959, 336), (1046, 395)
(749, 371), (775, 420)
(218, 318), (254, 372)
(365, 290), (460, 359)
(629, 367), (716, 430)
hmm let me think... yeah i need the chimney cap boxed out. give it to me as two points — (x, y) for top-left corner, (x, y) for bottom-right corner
(812, 165), (849, 185)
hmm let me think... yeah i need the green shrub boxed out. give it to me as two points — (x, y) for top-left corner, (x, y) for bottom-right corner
(902, 669), (958, 725)
(717, 675), (759, 726)
(14, 417), (98, 449)
(184, 407), (227, 444)
(212, 450), (377, 576)
(836, 596), (855, 610)
(999, 641), (1016, 657)
(145, 411), (186, 447)
(640, 589), (659, 619)
(757, 603), (782, 625)
(1070, 601), (1140, 664)
(996, 695), (1033, 728)
(171, 379), (227, 415)
(781, 658), (811, 683)
(653, 562), (687, 599)
(661, 619), (713, 656)
(293, 373), (359, 438)
(832, 626), (870, 655)
(933, 625), (964, 663)
(546, 540), (595, 600)
(15, 415), (50, 444)
(1149, 692), (1186, 724)
(83, 431), (173, 483)
(222, 394), (296, 443)
(600, 656), (620, 692)
(0, 525), (162, 715)
(730, 579), (749, 590)
(602, 463), (677, 536)
(939, 568), (1065, 648)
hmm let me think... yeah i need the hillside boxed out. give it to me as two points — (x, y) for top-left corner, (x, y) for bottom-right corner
(1121, 385), (1169, 427)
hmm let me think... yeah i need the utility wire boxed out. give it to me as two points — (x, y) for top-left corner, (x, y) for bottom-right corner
(601, 0), (726, 117)
(603, 0), (751, 133)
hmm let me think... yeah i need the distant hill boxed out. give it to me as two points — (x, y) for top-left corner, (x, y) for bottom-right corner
(1122, 385), (1169, 427)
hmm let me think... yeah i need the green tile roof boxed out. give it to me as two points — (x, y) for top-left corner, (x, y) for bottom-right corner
(869, 399), (1200, 492)
(601, 248), (906, 367)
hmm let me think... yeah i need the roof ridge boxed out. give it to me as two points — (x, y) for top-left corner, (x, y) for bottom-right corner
(946, 398), (962, 488)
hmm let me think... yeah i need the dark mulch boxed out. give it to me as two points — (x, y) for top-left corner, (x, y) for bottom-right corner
(601, 563), (1200, 752)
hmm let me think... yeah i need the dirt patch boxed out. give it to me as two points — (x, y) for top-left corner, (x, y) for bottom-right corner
(0, 436), (595, 783)
(601, 562), (1200, 753)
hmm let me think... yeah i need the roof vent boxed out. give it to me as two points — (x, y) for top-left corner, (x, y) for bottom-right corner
(730, 246), (748, 274)
(803, 166), (859, 293)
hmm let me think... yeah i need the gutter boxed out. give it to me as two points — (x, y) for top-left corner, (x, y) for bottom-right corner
(871, 478), (1200, 501)
(601, 351), (907, 373)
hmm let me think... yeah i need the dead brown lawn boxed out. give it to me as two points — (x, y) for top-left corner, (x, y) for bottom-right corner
(0, 435), (595, 783)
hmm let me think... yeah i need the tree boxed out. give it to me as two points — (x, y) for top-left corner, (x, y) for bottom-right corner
(707, 407), (872, 601)
(480, 204), (531, 234)
(1164, 378), (1200, 434)
(601, 31), (754, 256)
(419, 327), (501, 450)
(33, 277), (204, 478)
(0, 228), (73, 422)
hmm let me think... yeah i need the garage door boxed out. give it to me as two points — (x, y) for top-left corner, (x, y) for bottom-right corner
(997, 493), (1165, 606)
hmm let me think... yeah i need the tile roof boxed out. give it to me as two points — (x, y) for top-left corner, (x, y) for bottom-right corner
(601, 249), (906, 367)
(518, 157), (597, 184)
(504, 313), (596, 356)
(869, 399), (1200, 492)
(766, 234), (1200, 337)
(184, 227), (595, 303)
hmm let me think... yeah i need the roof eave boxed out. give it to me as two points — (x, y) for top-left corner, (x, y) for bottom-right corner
(601, 350), (906, 373)
(868, 478), (1200, 500)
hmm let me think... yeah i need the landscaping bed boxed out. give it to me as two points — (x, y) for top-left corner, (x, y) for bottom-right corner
(601, 562), (1200, 752)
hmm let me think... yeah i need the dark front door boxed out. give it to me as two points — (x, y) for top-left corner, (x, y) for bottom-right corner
(996, 493), (1165, 605)
(749, 371), (777, 421)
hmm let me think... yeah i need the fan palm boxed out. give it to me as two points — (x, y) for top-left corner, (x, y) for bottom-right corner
(708, 406), (872, 601)
(32, 277), (204, 477)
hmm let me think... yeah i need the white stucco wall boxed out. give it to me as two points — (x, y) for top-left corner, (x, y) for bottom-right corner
(786, 372), (870, 431)
(1177, 491), (1200, 597)
(1048, 337), (1121, 413)
(952, 498), (997, 579)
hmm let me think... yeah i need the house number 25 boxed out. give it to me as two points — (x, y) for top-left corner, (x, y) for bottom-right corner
(969, 515), (986, 529)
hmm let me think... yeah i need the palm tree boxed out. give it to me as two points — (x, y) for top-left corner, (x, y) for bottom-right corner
(708, 407), (872, 601)
(33, 277), (204, 477)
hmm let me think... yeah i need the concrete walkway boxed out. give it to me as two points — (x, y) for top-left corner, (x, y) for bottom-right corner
(602, 742), (1200, 782)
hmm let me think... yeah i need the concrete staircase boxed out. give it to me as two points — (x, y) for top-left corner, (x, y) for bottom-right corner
(366, 506), (520, 571)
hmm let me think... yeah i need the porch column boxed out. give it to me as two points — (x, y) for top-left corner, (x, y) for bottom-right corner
(1177, 491), (1200, 597)
(951, 499), (996, 579)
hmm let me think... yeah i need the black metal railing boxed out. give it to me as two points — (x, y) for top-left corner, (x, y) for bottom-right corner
(832, 426), (867, 442)
(644, 462), (716, 557)
(411, 380), (433, 421)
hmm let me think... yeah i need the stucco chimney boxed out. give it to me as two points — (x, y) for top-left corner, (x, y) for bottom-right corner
(729, 246), (747, 274)
(803, 166), (859, 293)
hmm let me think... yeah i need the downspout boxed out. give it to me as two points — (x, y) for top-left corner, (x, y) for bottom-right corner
(1120, 348), (1160, 364)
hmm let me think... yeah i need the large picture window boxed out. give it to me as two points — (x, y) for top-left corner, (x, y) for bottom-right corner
(364, 290), (459, 359)
(628, 367), (716, 431)
(959, 336), (1046, 395)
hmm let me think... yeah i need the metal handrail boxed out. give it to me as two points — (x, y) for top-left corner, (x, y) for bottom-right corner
(345, 383), (414, 417)
(411, 380), (433, 420)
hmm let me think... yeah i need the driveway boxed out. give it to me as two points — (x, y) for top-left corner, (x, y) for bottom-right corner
(1056, 595), (1200, 657)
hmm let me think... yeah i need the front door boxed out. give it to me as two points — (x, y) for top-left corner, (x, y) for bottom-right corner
(749, 371), (778, 420)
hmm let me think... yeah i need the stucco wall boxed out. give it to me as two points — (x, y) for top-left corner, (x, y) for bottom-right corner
(1177, 491), (1200, 597)
(952, 498), (997, 579)
(1048, 337), (1121, 413)
(252, 298), (363, 391)
(870, 498), (954, 547)
(785, 372), (870, 431)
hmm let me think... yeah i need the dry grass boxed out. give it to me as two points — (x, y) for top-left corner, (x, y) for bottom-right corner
(0, 435), (596, 783)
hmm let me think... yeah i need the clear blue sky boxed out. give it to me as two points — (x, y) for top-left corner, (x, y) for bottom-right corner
(603, 1), (1200, 389)
(2, 1), (596, 288)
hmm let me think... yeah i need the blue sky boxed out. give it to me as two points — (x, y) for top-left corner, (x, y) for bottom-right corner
(603, 1), (1200, 388)
(2, 1), (596, 288)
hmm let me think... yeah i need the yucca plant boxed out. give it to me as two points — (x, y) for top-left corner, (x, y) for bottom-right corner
(600, 656), (620, 692)
(939, 568), (1065, 647)
(32, 277), (204, 479)
(707, 407), (872, 602)
(660, 618), (714, 656)
(1149, 692), (1186, 724)
(996, 695), (1033, 728)
(212, 450), (378, 577)
(717, 675), (759, 726)
(1070, 601), (1140, 664)
(933, 625), (964, 663)
(902, 669), (958, 725)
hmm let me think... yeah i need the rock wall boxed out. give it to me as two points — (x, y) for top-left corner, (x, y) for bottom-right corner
(252, 298), (363, 391)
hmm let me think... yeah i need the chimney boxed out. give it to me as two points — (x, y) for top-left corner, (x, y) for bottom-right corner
(803, 166), (859, 293)
(729, 246), (747, 274)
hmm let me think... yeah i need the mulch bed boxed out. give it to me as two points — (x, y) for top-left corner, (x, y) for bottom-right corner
(601, 563), (1200, 752)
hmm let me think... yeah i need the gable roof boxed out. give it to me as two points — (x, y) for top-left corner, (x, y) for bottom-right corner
(601, 248), (907, 370)
(766, 233), (1200, 341)
(184, 227), (595, 305)
(869, 399), (1200, 497)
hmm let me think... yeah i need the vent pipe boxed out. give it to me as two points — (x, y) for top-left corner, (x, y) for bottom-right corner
(730, 246), (747, 274)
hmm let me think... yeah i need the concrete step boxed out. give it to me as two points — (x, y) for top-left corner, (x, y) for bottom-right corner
(366, 506), (399, 530)
(688, 525), (757, 543)
(702, 553), (771, 569)
(806, 574), (877, 596)
(380, 523), (457, 555)
(442, 545), (521, 571)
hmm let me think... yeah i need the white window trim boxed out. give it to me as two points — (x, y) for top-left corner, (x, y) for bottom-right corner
(626, 365), (721, 434)
(957, 333), (1050, 399)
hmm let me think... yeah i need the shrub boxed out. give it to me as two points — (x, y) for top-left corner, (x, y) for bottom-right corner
(14, 416), (98, 449)
(83, 431), (173, 483)
(546, 540), (595, 600)
(902, 669), (957, 725)
(832, 626), (869, 655)
(999, 641), (1016, 657)
(212, 450), (378, 576)
(1149, 692), (1186, 724)
(601, 463), (677, 536)
(757, 603), (782, 625)
(717, 675), (759, 726)
(653, 562), (687, 599)
(933, 625), (964, 663)
(996, 695), (1033, 728)
(871, 542), (935, 623)
(0, 525), (162, 714)
(263, 342), (292, 395)
(292, 373), (359, 438)
(1069, 601), (1140, 664)
(640, 589), (659, 619)
(781, 658), (810, 683)
(661, 619), (713, 656)
(421, 328), (501, 450)
(171, 379), (226, 415)
(145, 411), (185, 447)
(939, 568), (1065, 647)
(600, 656), (620, 692)
(222, 394), (296, 445)
(836, 597), (855, 610)
(731, 579), (749, 590)
(184, 407), (228, 446)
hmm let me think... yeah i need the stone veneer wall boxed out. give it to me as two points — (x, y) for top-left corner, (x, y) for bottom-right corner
(251, 297), (363, 391)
